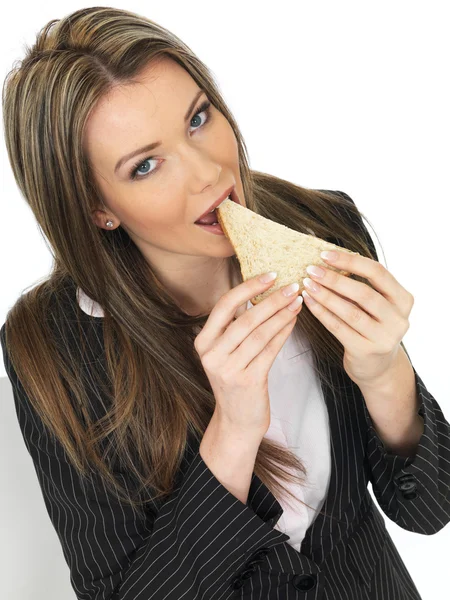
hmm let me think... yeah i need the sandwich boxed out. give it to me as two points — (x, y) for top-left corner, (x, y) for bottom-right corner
(216, 197), (360, 305)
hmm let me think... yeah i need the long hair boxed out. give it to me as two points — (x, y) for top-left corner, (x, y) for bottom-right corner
(2, 7), (385, 523)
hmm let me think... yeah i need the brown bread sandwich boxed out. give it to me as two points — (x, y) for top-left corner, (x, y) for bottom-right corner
(216, 197), (360, 305)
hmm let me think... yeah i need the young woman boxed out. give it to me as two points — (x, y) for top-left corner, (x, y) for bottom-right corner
(2, 7), (449, 599)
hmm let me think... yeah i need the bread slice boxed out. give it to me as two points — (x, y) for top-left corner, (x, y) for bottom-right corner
(216, 197), (360, 305)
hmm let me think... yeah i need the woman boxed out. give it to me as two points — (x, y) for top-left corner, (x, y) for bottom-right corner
(1, 7), (449, 599)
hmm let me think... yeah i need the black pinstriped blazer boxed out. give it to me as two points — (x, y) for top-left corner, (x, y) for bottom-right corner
(2, 190), (449, 599)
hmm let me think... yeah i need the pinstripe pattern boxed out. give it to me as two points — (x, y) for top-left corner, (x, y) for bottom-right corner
(2, 190), (449, 599)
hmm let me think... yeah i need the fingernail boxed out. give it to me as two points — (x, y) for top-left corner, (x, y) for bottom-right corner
(259, 271), (278, 283)
(282, 282), (300, 297)
(288, 295), (304, 311)
(321, 250), (338, 262)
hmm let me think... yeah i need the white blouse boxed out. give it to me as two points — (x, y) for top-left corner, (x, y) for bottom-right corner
(76, 286), (331, 553)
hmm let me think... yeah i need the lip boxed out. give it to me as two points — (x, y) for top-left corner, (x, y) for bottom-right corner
(194, 184), (237, 222)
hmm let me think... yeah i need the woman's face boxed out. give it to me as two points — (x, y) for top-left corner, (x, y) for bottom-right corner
(84, 57), (245, 275)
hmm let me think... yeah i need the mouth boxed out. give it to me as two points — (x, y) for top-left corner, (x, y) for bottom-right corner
(194, 185), (240, 224)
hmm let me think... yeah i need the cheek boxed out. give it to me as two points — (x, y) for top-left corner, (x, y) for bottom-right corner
(132, 196), (187, 230)
(112, 177), (189, 231)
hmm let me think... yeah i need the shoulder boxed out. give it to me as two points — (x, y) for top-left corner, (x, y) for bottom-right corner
(2, 277), (104, 370)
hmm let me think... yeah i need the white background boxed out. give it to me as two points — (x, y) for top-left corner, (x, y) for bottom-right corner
(1, 1), (449, 598)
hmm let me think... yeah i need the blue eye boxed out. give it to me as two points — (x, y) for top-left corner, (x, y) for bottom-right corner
(129, 99), (212, 181)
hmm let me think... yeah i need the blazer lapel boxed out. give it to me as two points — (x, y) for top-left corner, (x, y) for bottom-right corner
(300, 360), (370, 563)
(254, 352), (370, 565)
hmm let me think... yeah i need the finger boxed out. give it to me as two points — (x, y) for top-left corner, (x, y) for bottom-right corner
(196, 272), (278, 347)
(215, 282), (303, 360)
(303, 276), (382, 340)
(322, 250), (411, 309)
(247, 314), (298, 373)
(302, 289), (368, 351)
(306, 265), (392, 322)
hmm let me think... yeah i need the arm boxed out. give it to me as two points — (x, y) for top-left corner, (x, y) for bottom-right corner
(200, 412), (266, 505)
(357, 344), (424, 459)
(1, 322), (289, 600)
(330, 190), (450, 534)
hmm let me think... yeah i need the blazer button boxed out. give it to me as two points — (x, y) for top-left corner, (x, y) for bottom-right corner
(246, 557), (264, 569)
(394, 474), (418, 499)
(241, 564), (258, 579)
(399, 480), (418, 499)
(255, 547), (270, 557)
(394, 473), (415, 486)
(403, 491), (418, 500)
(292, 574), (317, 592)
(231, 577), (244, 590)
(399, 480), (416, 492)
(248, 547), (270, 563)
(231, 560), (262, 590)
(231, 565), (257, 590)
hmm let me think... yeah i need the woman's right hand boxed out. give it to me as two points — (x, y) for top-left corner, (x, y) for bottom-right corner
(194, 273), (304, 434)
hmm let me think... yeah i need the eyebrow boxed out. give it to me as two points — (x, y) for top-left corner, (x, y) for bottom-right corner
(114, 89), (205, 175)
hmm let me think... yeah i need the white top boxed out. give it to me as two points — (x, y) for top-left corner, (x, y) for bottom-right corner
(76, 286), (331, 553)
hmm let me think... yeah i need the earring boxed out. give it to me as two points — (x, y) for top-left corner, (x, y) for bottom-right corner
(106, 220), (114, 228)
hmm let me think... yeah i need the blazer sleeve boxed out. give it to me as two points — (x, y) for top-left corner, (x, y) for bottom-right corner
(0, 322), (289, 600)
(332, 190), (450, 535)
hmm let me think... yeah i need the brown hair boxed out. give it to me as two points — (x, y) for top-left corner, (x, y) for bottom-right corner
(2, 7), (393, 523)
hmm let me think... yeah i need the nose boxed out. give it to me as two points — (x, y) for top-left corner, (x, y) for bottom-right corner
(180, 145), (222, 189)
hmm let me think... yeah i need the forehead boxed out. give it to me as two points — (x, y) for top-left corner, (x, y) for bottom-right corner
(83, 58), (195, 163)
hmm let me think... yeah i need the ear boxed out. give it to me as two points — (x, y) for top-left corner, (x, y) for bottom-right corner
(91, 208), (117, 230)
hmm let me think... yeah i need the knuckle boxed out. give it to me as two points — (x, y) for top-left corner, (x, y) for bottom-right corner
(201, 350), (216, 372)
(348, 304), (363, 324)
(377, 335), (395, 353)
(402, 321), (410, 337)
(359, 286), (373, 305)
(221, 366), (238, 385)
(398, 314), (409, 334)
(374, 261), (385, 274)
(329, 315), (343, 333)
(250, 327), (265, 345)
(382, 340), (395, 353)
(246, 304), (265, 326)
(218, 294), (231, 312)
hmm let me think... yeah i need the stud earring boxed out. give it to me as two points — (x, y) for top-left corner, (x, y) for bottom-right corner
(106, 220), (114, 228)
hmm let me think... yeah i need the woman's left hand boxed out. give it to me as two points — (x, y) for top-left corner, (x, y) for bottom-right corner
(301, 250), (415, 388)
